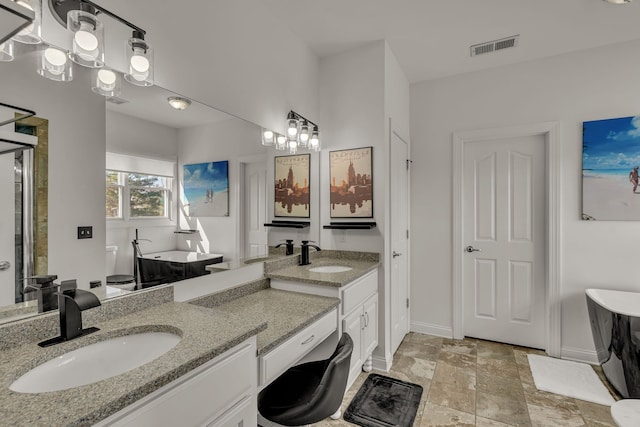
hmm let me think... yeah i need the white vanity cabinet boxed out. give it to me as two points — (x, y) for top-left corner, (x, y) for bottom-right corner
(270, 268), (379, 388)
(95, 337), (257, 427)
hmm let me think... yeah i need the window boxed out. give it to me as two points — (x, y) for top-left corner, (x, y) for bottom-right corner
(106, 170), (173, 220)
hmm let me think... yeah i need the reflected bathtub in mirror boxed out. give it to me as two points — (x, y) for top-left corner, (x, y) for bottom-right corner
(586, 288), (640, 398)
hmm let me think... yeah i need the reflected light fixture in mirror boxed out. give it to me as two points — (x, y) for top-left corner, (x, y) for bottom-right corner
(11, 0), (42, 44)
(167, 96), (191, 110)
(0, 40), (15, 61)
(602, 0), (631, 3)
(4, 0), (155, 95)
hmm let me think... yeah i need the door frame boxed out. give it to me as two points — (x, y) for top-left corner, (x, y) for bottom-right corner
(236, 154), (268, 261)
(452, 122), (561, 357)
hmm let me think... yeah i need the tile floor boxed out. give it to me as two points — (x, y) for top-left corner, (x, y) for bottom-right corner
(315, 332), (620, 427)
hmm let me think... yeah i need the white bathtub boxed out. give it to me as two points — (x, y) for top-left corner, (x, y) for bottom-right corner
(140, 251), (224, 263)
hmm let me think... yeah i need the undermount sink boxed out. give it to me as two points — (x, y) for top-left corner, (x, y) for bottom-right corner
(10, 331), (181, 393)
(308, 265), (353, 273)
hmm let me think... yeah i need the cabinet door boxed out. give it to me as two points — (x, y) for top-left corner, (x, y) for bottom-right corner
(362, 294), (378, 358)
(207, 395), (255, 427)
(343, 308), (364, 379)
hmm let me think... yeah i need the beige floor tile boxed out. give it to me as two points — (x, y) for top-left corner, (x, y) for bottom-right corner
(574, 400), (616, 426)
(477, 357), (520, 379)
(427, 379), (476, 414)
(438, 350), (477, 373)
(477, 372), (523, 396)
(522, 383), (581, 415)
(390, 353), (437, 383)
(432, 361), (476, 389)
(476, 391), (531, 426)
(397, 341), (441, 361)
(477, 341), (516, 359)
(527, 403), (587, 427)
(419, 403), (475, 427)
(476, 416), (516, 427)
(441, 338), (478, 356)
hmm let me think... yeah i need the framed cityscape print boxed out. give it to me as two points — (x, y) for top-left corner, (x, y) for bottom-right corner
(329, 146), (373, 218)
(274, 154), (310, 218)
(183, 160), (229, 217)
(582, 116), (640, 221)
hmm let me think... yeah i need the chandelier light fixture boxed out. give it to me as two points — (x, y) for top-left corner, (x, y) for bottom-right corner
(262, 110), (320, 154)
(4, 0), (155, 97)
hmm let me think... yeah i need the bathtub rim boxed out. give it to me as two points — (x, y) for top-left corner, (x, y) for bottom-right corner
(586, 288), (640, 318)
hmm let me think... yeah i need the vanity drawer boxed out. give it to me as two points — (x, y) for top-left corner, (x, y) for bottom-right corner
(341, 269), (377, 315)
(259, 308), (337, 386)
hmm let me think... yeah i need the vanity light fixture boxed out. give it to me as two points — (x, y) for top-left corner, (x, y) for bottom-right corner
(262, 110), (321, 153)
(67, 2), (104, 68)
(167, 96), (191, 110)
(602, 0), (631, 3)
(37, 46), (73, 81)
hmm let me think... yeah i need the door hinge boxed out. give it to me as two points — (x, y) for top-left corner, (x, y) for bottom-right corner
(406, 159), (413, 170)
(406, 298), (410, 309)
(406, 229), (409, 239)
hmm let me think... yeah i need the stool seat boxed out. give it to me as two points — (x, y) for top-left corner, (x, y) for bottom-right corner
(106, 274), (135, 284)
(611, 399), (640, 427)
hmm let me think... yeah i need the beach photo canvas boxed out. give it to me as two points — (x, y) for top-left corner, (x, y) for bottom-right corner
(183, 161), (229, 217)
(583, 116), (640, 220)
(274, 154), (310, 218)
(330, 147), (373, 218)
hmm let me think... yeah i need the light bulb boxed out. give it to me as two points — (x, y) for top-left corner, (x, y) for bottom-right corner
(98, 69), (116, 89)
(44, 47), (67, 75)
(75, 22), (98, 52)
(289, 140), (297, 149)
(287, 118), (298, 136)
(131, 49), (150, 73)
(277, 134), (287, 145)
(264, 130), (274, 140)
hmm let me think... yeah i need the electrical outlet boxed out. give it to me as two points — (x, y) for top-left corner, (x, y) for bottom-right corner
(77, 226), (93, 239)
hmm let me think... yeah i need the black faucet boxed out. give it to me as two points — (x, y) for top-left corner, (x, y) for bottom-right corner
(275, 239), (295, 255)
(300, 240), (321, 266)
(39, 280), (101, 347)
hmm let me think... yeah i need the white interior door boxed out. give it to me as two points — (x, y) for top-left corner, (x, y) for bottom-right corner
(0, 154), (15, 306)
(243, 161), (268, 258)
(390, 132), (409, 354)
(463, 134), (546, 349)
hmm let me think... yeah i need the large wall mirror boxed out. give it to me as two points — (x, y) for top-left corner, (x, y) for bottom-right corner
(0, 43), (319, 326)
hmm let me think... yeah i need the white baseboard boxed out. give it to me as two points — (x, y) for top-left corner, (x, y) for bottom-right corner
(372, 354), (392, 373)
(561, 346), (599, 365)
(410, 321), (453, 338)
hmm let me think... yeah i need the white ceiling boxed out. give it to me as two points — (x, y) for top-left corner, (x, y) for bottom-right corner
(263, 0), (640, 83)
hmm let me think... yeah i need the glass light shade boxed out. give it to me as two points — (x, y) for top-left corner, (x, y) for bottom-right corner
(309, 128), (320, 152)
(12, 0), (41, 44)
(298, 121), (310, 147)
(288, 139), (298, 154)
(262, 129), (275, 146)
(67, 10), (104, 68)
(125, 36), (154, 87)
(37, 46), (73, 81)
(0, 40), (15, 62)
(91, 69), (121, 97)
(275, 134), (287, 150)
(287, 117), (299, 137)
(602, 0), (631, 3)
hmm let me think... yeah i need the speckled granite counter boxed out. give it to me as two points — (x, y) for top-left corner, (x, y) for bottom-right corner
(188, 278), (340, 355)
(264, 250), (380, 287)
(0, 302), (266, 427)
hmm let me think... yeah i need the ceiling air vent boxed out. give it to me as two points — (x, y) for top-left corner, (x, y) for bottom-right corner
(106, 96), (129, 105)
(470, 35), (519, 57)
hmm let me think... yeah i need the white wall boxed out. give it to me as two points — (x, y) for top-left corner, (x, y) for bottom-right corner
(177, 117), (267, 260)
(105, 110), (180, 275)
(318, 41), (410, 369)
(410, 39), (640, 361)
(0, 54), (106, 290)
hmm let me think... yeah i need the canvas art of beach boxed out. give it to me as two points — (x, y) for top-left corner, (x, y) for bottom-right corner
(183, 161), (229, 217)
(583, 116), (640, 220)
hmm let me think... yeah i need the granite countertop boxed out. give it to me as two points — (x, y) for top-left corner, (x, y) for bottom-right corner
(188, 280), (340, 355)
(263, 250), (380, 287)
(0, 302), (266, 427)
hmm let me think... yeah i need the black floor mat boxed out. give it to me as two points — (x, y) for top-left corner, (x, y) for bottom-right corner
(343, 374), (423, 427)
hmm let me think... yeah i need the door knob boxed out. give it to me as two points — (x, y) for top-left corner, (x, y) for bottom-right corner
(465, 246), (481, 253)
(0, 261), (10, 271)
(392, 251), (402, 258)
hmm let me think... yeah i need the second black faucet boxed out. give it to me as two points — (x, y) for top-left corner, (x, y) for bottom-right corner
(300, 240), (321, 266)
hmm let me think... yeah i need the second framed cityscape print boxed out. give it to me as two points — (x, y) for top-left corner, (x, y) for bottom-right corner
(329, 147), (373, 218)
